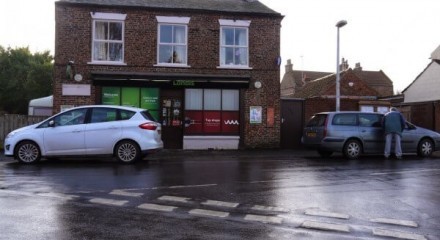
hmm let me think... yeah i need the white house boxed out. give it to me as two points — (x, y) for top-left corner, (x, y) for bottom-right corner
(403, 45), (440, 103)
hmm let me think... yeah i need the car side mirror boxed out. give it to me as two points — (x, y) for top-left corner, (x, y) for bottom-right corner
(48, 120), (55, 127)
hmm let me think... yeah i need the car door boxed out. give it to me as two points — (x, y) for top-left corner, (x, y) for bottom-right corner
(85, 107), (122, 154)
(358, 113), (384, 153)
(43, 108), (88, 155)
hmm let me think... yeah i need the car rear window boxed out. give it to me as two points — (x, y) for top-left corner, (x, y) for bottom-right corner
(119, 110), (136, 120)
(306, 114), (327, 127)
(140, 110), (156, 122)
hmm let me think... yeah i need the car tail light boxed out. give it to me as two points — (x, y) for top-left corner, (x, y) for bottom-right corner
(139, 122), (158, 130)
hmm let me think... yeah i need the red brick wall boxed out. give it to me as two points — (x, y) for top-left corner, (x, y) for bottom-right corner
(54, 4), (282, 148)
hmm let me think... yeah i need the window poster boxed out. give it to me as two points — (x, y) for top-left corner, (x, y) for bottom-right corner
(222, 112), (239, 133)
(121, 87), (139, 107)
(141, 88), (159, 120)
(102, 87), (121, 105)
(184, 111), (203, 133)
(204, 111), (221, 133)
(250, 106), (262, 124)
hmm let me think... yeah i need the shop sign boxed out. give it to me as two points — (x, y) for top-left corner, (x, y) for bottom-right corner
(173, 80), (195, 86)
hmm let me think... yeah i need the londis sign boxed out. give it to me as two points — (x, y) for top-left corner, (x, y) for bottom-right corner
(173, 80), (195, 86)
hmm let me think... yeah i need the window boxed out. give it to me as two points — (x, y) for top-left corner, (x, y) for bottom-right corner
(219, 19), (251, 68)
(91, 13), (126, 64)
(332, 114), (357, 126)
(156, 16), (190, 66)
(359, 113), (382, 127)
(185, 89), (239, 134)
(90, 108), (117, 123)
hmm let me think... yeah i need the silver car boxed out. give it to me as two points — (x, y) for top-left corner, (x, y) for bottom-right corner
(4, 105), (163, 164)
(301, 111), (440, 159)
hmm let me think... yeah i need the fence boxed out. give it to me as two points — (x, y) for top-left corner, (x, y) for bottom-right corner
(0, 115), (46, 146)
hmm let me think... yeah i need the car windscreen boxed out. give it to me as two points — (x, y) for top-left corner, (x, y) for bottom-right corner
(306, 114), (327, 127)
(140, 110), (156, 122)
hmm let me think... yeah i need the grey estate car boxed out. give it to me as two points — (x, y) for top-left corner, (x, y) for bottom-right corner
(301, 111), (440, 159)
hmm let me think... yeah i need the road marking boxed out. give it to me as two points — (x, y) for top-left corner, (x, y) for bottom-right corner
(37, 192), (79, 200)
(152, 184), (217, 189)
(110, 190), (143, 197)
(301, 220), (350, 233)
(305, 209), (350, 219)
(251, 205), (290, 213)
(158, 195), (191, 203)
(244, 214), (283, 224)
(138, 203), (177, 212)
(202, 200), (239, 208)
(370, 169), (440, 176)
(371, 218), (418, 227)
(189, 209), (229, 218)
(89, 198), (128, 206)
(373, 228), (427, 240)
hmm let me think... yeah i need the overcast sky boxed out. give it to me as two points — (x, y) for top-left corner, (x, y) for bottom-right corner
(1, 0), (439, 92)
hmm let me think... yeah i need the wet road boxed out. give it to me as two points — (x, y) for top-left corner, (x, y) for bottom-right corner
(1, 150), (440, 240)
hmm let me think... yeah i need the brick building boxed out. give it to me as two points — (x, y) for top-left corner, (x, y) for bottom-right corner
(54, 0), (283, 149)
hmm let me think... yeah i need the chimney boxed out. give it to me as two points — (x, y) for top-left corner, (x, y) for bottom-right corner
(339, 58), (349, 71)
(354, 62), (362, 71)
(285, 59), (293, 73)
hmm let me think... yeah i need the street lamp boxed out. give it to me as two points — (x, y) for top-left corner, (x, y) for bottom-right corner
(335, 20), (347, 112)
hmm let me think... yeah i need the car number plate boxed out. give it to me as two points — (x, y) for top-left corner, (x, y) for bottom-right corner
(307, 132), (316, 137)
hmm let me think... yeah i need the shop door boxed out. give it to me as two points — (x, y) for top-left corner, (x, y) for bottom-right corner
(161, 89), (183, 149)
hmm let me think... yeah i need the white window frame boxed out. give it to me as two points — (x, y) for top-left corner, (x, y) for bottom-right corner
(155, 16), (190, 68)
(89, 12), (127, 65)
(218, 19), (251, 69)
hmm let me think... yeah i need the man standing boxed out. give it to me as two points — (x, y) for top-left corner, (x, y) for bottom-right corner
(382, 107), (406, 159)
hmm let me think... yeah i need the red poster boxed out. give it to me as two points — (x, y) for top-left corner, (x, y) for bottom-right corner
(222, 112), (240, 134)
(204, 111), (221, 133)
(184, 111), (203, 133)
(267, 107), (274, 127)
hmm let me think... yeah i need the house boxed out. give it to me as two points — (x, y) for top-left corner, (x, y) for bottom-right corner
(54, 0), (283, 149)
(401, 44), (440, 132)
(280, 59), (394, 98)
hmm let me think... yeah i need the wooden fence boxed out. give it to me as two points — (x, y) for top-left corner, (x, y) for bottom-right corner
(0, 115), (46, 146)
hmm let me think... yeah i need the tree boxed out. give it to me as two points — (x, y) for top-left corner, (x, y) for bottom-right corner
(0, 46), (53, 114)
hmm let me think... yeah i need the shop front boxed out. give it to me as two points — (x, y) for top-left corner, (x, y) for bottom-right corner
(92, 72), (249, 149)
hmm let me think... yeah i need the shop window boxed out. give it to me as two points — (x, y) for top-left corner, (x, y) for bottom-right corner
(184, 89), (239, 135)
(91, 12), (126, 64)
(156, 16), (190, 66)
(219, 19), (250, 68)
(101, 87), (160, 121)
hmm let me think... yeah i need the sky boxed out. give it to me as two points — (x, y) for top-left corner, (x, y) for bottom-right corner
(1, 0), (439, 92)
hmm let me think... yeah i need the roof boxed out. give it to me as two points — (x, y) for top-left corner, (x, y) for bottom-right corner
(353, 69), (393, 87)
(293, 72), (339, 98)
(29, 95), (53, 107)
(56, 0), (282, 16)
(293, 70), (332, 83)
(431, 44), (440, 60)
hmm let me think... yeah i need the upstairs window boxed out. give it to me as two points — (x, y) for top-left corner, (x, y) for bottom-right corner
(91, 12), (126, 64)
(219, 19), (251, 68)
(156, 16), (190, 66)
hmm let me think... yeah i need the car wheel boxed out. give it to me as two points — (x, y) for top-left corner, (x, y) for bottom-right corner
(317, 150), (333, 158)
(115, 140), (140, 164)
(417, 138), (433, 157)
(343, 139), (362, 159)
(15, 141), (41, 164)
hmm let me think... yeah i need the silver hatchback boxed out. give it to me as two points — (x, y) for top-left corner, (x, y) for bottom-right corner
(301, 111), (440, 159)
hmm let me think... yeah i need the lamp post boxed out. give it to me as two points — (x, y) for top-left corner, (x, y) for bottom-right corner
(335, 20), (347, 112)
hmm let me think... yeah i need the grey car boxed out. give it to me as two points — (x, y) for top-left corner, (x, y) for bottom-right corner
(301, 111), (440, 159)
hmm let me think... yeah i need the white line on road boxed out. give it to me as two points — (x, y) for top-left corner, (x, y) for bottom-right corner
(89, 198), (128, 206)
(373, 228), (427, 240)
(158, 195), (191, 203)
(152, 184), (218, 189)
(37, 192), (79, 200)
(202, 200), (239, 208)
(244, 214), (283, 224)
(301, 220), (350, 233)
(137, 203), (177, 212)
(189, 209), (229, 218)
(371, 218), (418, 228)
(305, 209), (350, 219)
(110, 190), (143, 197)
(251, 205), (290, 213)
(370, 169), (440, 176)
